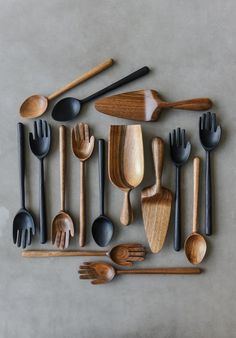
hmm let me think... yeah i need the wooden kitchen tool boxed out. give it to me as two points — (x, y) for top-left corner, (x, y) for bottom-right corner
(184, 157), (207, 264)
(79, 261), (201, 284)
(141, 137), (172, 253)
(95, 89), (212, 121)
(108, 125), (144, 225)
(22, 243), (145, 266)
(20, 58), (113, 118)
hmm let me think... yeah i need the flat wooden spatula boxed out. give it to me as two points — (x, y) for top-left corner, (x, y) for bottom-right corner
(141, 137), (172, 253)
(95, 90), (212, 121)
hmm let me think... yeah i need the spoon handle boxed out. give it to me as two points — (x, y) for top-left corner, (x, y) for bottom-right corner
(205, 151), (212, 235)
(22, 250), (107, 257)
(152, 137), (164, 193)
(82, 66), (150, 103)
(79, 161), (86, 247)
(59, 126), (66, 211)
(160, 98), (212, 111)
(174, 166), (181, 251)
(117, 267), (201, 274)
(193, 157), (200, 233)
(47, 58), (113, 100)
(98, 139), (105, 215)
(17, 123), (25, 209)
(39, 159), (47, 243)
(120, 190), (133, 226)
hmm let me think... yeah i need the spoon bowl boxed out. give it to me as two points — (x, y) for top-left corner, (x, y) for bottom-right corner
(13, 208), (35, 248)
(52, 211), (74, 249)
(184, 233), (207, 265)
(52, 98), (81, 121)
(92, 215), (114, 247)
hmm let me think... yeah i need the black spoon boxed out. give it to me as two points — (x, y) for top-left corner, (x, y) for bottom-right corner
(52, 66), (150, 122)
(92, 139), (114, 247)
(13, 123), (36, 248)
(29, 120), (51, 243)
(169, 128), (191, 251)
(199, 112), (221, 235)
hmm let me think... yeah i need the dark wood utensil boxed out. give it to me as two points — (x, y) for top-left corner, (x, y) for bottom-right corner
(185, 157), (207, 264)
(52, 67), (150, 121)
(95, 89), (212, 121)
(22, 243), (145, 266)
(19, 58), (113, 118)
(72, 123), (95, 247)
(108, 125), (144, 225)
(79, 261), (201, 284)
(52, 126), (74, 249)
(13, 123), (35, 248)
(29, 120), (51, 244)
(141, 137), (172, 253)
(92, 139), (114, 247)
(169, 128), (191, 251)
(199, 112), (221, 235)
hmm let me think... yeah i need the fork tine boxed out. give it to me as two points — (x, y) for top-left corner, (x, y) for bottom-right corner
(80, 275), (96, 280)
(199, 116), (202, 131)
(181, 129), (186, 147)
(177, 128), (181, 146)
(203, 113), (207, 130)
(211, 113), (216, 131)
(55, 231), (61, 248)
(127, 256), (145, 262)
(128, 251), (146, 256)
(64, 230), (70, 249)
(169, 132), (172, 147)
(60, 231), (66, 249)
(17, 229), (22, 247)
(173, 129), (177, 146)
(34, 121), (38, 139)
(84, 124), (89, 141)
(79, 269), (94, 274)
(91, 279), (107, 285)
(79, 123), (85, 140)
(44, 120), (48, 137)
(206, 112), (211, 130)
(39, 120), (43, 137)
(28, 228), (32, 245)
(75, 124), (80, 142)
(13, 225), (17, 244)
(128, 247), (145, 252)
(22, 229), (27, 249)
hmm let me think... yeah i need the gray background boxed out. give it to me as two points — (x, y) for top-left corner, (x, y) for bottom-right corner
(0, 1), (235, 337)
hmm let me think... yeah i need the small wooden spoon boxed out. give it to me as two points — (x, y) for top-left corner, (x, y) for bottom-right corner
(79, 261), (201, 285)
(52, 126), (74, 249)
(20, 58), (113, 118)
(184, 157), (207, 264)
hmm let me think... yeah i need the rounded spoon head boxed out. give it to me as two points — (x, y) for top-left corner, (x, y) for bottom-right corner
(52, 97), (81, 121)
(13, 208), (35, 248)
(92, 215), (114, 247)
(79, 261), (116, 284)
(51, 211), (74, 249)
(20, 95), (48, 118)
(184, 233), (207, 265)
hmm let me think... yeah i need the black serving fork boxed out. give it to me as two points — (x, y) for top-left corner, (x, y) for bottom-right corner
(199, 112), (221, 235)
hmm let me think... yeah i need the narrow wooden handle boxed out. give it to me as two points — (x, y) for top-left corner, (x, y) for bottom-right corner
(120, 190), (133, 225)
(162, 98), (212, 111)
(152, 137), (164, 193)
(193, 157), (200, 233)
(47, 58), (113, 100)
(22, 250), (107, 257)
(59, 126), (66, 211)
(79, 161), (86, 246)
(117, 267), (201, 274)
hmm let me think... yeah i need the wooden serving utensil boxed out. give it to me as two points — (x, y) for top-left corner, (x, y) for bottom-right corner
(95, 89), (213, 121)
(20, 58), (113, 118)
(141, 137), (172, 253)
(22, 243), (145, 266)
(184, 157), (207, 265)
(79, 261), (202, 284)
(108, 125), (144, 225)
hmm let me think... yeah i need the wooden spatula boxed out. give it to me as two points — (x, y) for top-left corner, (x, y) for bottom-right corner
(95, 90), (212, 121)
(141, 137), (172, 253)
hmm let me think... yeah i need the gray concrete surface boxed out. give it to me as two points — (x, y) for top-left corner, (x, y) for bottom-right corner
(0, 1), (235, 337)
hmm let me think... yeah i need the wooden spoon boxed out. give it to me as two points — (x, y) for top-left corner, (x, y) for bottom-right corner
(79, 261), (201, 284)
(184, 157), (207, 264)
(52, 126), (74, 249)
(108, 125), (144, 225)
(95, 89), (213, 121)
(141, 137), (172, 253)
(22, 243), (145, 266)
(20, 58), (113, 118)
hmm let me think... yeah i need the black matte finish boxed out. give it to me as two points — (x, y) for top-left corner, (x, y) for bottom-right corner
(199, 112), (221, 236)
(29, 120), (51, 244)
(169, 128), (191, 251)
(92, 139), (114, 247)
(13, 123), (35, 248)
(52, 66), (150, 122)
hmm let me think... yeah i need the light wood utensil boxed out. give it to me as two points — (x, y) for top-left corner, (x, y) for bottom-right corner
(108, 125), (144, 225)
(79, 261), (201, 284)
(20, 58), (113, 118)
(52, 126), (74, 249)
(22, 243), (145, 266)
(184, 157), (207, 264)
(95, 89), (212, 121)
(72, 123), (95, 246)
(141, 137), (172, 253)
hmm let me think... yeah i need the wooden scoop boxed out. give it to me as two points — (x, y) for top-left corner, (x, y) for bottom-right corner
(95, 89), (213, 121)
(141, 137), (172, 253)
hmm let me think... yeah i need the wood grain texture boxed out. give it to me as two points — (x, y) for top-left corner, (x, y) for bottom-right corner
(141, 137), (172, 253)
(108, 125), (144, 225)
(95, 90), (213, 121)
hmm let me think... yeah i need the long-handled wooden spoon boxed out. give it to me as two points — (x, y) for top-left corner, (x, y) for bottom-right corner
(95, 89), (212, 121)
(20, 58), (113, 118)
(184, 157), (207, 264)
(22, 243), (145, 266)
(79, 261), (201, 284)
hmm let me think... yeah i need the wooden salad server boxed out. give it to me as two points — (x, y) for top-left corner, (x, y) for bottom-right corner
(95, 90), (213, 121)
(141, 137), (172, 253)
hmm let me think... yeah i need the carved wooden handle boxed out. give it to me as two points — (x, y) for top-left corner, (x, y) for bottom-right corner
(117, 267), (201, 274)
(120, 190), (133, 225)
(161, 98), (212, 111)
(79, 161), (86, 246)
(59, 126), (66, 211)
(152, 137), (164, 193)
(22, 250), (107, 257)
(193, 157), (200, 233)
